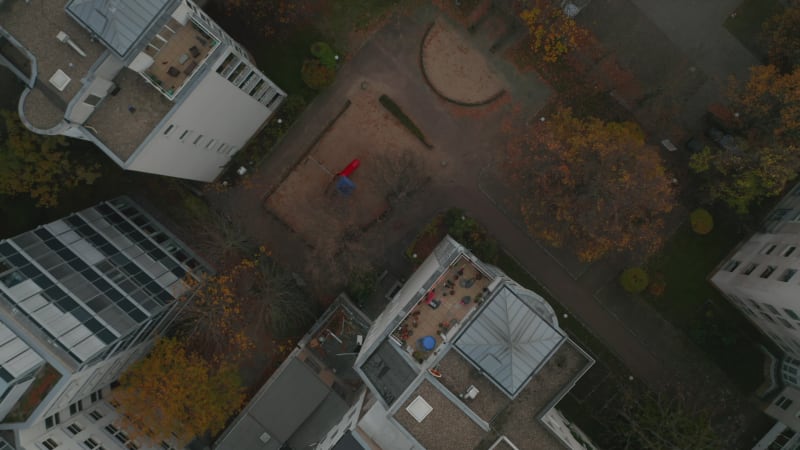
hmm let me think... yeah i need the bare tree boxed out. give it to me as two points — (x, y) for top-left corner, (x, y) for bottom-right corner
(248, 258), (318, 337)
(368, 149), (430, 206)
(189, 210), (255, 263)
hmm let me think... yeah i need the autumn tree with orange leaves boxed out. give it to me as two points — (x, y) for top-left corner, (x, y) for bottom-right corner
(112, 337), (244, 447)
(175, 257), (257, 364)
(520, 1), (589, 63)
(507, 108), (675, 262)
(763, 5), (800, 73)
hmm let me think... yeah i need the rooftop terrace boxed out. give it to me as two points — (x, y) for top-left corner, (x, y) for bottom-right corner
(1, 0), (105, 129)
(140, 17), (218, 99)
(391, 256), (491, 362)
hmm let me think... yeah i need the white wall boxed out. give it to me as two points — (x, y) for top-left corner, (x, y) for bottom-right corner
(125, 66), (274, 182)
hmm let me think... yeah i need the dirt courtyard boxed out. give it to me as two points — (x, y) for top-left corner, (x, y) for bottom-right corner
(265, 81), (437, 245)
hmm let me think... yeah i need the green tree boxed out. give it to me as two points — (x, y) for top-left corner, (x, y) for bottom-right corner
(0, 111), (100, 207)
(112, 338), (244, 446)
(689, 66), (800, 213)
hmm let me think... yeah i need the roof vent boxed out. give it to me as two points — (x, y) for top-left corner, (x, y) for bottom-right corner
(461, 385), (480, 400)
(258, 433), (270, 443)
(406, 395), (433, 423)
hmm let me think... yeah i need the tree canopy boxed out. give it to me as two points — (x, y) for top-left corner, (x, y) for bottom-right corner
(0, 111), (100, 207)
(690, 66), (800, 213)
(763, 5), (800, 73)
(112, 337), (244, 446)
(507, 108), (675, 262)
(520, 1), (589, 63)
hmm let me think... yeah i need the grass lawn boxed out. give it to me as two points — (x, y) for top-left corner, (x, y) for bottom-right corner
(646, 213), (765, 391)
(247, 26), (324, 102)
(724, 0), (783, 60)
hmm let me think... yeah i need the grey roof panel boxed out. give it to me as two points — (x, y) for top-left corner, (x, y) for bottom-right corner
(455, 285), (565, 397)
(66, 0), (172, 57)
(332, 431), (367, 450)
(287, 391), (349, 449)
(247, 358), (330, 443)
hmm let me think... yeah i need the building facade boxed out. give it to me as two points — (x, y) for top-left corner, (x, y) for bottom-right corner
(711, 184), (800, 364)
(710, 183), (800, 449)
(0, 197), (207, 450)
(0, 0), (285, 182)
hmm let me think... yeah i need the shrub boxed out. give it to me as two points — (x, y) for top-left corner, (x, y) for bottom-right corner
(647, 273), (666, 297)
(346, 268), (378, 305)
(620, 267), (649, 294)
(690, 208), (714, 235)
(443, 208), (499, 263)
(301, 59), (336, 90)
(378, 94), (433, 148)
(311, 42), (338, 68)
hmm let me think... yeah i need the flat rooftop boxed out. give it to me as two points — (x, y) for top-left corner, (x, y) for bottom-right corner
(394, 380), (487, 450)
(429, 342), (590, 450)
(85, 67), (172, 161)
(1, 0), (105, 128)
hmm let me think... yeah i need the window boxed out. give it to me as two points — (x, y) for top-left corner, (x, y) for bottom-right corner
(84, 438), (104, 450)
(90, 390), (103, 403)
(780, 318), (794, 329)
(760, 265), (776, 278)
(785, 309), (800, 320)
(105, 424), (134, 447)
(785, 246), (797, 257)
(42, 438), (59, 450)
(763, 244), (777, 255)
(780, 269), (797, 282)
(84, 94), (102, 107)
(69, 400), (84, 415)
(749, 299), (763, 310)
(762, 312), (776, 323)
(723, 260), (740, 272)
(205, 138), (215, 149)
(163, 125), (174, 136)
(193, 134), (203, 146)
(771, 208), (792, 221)
(66, 423), (82, 435)
(45, 413), (60, 429)
(776, 395), (794, 410)
(742, 263), (758, 275)
(179, 130), (189, 141)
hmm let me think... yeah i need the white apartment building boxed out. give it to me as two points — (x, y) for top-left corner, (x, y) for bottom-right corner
(0, 197), (208, 450)
(711, 184), (800, 360)
(711, 184), (800, 449)
(0, 0), (285, 182)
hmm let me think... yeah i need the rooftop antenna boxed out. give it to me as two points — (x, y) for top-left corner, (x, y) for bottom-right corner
(56, 31), (87, 57)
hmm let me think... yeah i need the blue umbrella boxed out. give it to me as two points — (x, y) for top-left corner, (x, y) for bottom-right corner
(420, 336), (436, 351)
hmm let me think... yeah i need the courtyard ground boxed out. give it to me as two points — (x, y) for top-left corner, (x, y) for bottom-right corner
(205, 0), (772, 446)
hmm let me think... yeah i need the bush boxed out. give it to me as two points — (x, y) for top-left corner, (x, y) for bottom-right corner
(443, 208), (499, 263)
(311, 42), (338, 68)
(346, 268), (378, 305)
(647, 273), (666, 297)
(620, 267), (649, 294)
(301, 59), (336, 90)
(378, 94), (433, 148)
(690, 208), (714, 235)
